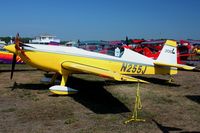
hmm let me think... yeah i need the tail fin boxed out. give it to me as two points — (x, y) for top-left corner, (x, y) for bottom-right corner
(154, 40), (195, 70)
(156, 40), (177, 64)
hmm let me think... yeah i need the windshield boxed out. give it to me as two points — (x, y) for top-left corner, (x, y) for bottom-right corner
(77, 41), (125, 57)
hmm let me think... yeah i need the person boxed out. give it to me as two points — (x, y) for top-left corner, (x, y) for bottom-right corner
(115, 47), (120, 57)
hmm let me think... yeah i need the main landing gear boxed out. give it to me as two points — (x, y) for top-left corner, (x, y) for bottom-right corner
(49, 72), (78, 95)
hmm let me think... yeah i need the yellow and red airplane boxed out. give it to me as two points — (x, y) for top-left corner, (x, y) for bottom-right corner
(4, 34), (194, 95)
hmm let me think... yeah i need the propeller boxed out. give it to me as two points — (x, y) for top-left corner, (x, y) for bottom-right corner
(126, 36), (129, 45)
(10, 54), (17, 79)
(15, 33), (21, 50)
(9, 33), (31, 79)
(10, 33), (20, 79)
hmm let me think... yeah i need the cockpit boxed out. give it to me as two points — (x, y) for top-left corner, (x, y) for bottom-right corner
(77, 41), (125, 57)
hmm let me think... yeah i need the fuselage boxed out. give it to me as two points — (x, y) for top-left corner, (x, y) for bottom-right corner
(4, 43), (177, 75)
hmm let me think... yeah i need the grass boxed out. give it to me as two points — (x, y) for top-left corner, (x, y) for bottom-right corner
(17, 89), (40, 102)
(64, 117), (77, 124)
(1, 108), (16, 113)
(0, 64), (35, 71)
(1, 64), (200, 132)
(112, 93), (132, 106)
(143, 91), (176, 105)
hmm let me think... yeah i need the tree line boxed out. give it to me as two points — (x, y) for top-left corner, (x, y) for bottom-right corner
(0, 36), (67, 44)
(0, 37), (33, 43)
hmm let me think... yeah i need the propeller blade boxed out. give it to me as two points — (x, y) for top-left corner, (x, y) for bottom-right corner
(11, 54), (17, 79)
(15, 33), (20, 50)
(126, 36), (129, 45)
(10, 33), (22, 79)
(14, 33), (30, 60)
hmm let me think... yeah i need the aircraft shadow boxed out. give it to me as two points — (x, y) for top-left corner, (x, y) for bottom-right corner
(8, 77), (130, 114)
(185, 95), (200, 104)
(153, 119), (200, 133)
(8, 82), (50, 91)
(180, 131), (200, 133)
(152, 119), (182, 133)
(67, 76), (130, 114)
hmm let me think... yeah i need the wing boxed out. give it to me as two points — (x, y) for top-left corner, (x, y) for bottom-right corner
(61, 61), (148, 83)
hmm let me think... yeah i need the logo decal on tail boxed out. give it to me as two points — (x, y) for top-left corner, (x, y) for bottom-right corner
(165, 48), (175, 54)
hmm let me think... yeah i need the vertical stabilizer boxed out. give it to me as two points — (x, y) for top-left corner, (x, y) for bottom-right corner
(156, 40), (177, 64)
(154, 40), (195, 70)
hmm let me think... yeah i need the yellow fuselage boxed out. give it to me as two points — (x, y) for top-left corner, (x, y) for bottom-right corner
(20, 50), (177, 76)
(4, 44), (177, 76)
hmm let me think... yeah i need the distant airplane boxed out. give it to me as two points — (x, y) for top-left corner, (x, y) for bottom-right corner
(4, 34), (194, 95)
(0, 45), (23, 64)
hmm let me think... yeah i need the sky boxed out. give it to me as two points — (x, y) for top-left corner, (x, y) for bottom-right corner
(0, 0), (200, 41)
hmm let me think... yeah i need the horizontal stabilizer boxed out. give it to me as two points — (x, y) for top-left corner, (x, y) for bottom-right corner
(154, 62), (195, 70)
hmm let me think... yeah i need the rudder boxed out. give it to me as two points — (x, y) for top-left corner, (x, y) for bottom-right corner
(156, 40), (177, 64)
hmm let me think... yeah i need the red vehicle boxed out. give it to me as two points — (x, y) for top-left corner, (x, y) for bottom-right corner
(132, 40), (199, 64)
(141, 40), (165, 51)
(130, 40), (164, 59)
